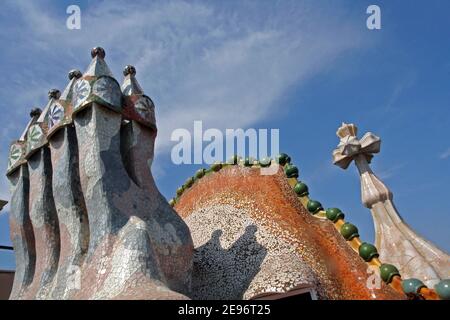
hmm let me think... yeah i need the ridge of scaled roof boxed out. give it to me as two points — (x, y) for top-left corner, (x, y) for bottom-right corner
(170, 153), (442, 300)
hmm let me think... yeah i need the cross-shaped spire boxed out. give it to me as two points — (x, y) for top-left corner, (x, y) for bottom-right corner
(332, 123), (449, 287)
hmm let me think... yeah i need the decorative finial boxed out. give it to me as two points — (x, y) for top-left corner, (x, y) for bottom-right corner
(123, 65), (136, 77)
(48, 89), (61, 100)
(30, 108), (42, 118)
(336, 123), (358, 139)
(68, 69), (82, 80)
(91, 47), (106, 59)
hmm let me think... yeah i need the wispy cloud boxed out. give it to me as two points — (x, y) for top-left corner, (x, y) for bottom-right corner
(383, 72), (417, 113)
(376, 163), (407, 180)
(369, 71), (418, 135)
(439, 148), (450, 160)
(0, 0), (367, 200)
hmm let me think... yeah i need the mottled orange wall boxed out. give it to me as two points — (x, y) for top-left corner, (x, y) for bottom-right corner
(175, 165), (405, 300)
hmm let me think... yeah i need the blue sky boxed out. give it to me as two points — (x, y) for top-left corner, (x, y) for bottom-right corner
(0, 0), (449, 270)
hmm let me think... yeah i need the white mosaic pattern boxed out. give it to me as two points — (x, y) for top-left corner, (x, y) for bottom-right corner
(72, 79), (91, 110)
(92, 77), (121, 108)
(8, 144), (23, 170)
(48, 102), (65, 129)
(134, 97), (153, 119)
(27, 124), (43, 149)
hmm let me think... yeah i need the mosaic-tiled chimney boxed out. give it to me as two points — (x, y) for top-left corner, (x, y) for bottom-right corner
(6, 47), (193, 300)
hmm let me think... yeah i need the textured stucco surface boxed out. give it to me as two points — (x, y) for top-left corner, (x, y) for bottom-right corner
(25, 147), (60, 300)
(186, 203), (320, 299)
(175, 165), (405, 300)
(7, 165), (35, 299)
(48, 126), (89, 299)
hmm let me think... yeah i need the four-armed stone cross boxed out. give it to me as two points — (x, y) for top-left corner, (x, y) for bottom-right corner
(333, 123), (449, 287)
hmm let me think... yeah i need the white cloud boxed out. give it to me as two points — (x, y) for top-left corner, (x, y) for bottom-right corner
(0, 0), (367, 199)
(376, 163), (406, 180)
(440, 148), (450, 160)
(383, 72), (417, 112)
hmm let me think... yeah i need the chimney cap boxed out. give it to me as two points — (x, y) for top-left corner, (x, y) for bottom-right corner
(123, 65), (136, 76)
(68, 69), (82, 80)
(91, 47), (106, 59)
(48, 89), (61, 100)
(30, 108), (42, 118)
